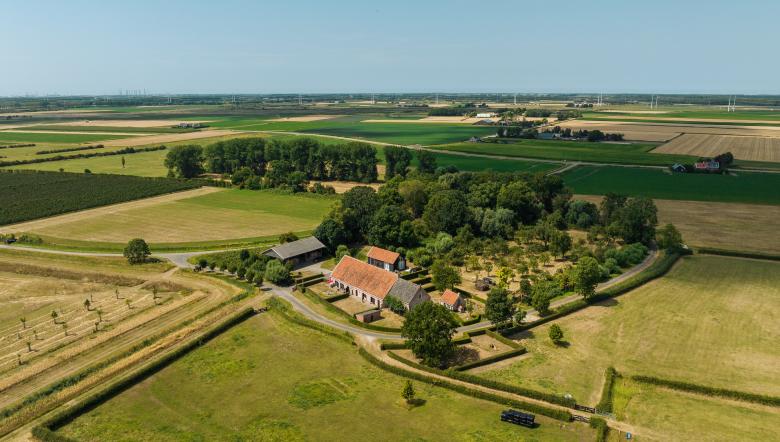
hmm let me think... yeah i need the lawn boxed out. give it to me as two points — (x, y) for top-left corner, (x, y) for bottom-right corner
(433, 139), (695, 166)
(473, 255), (780, 440)
(11, 188), (336, 246)
(56, 311), (593, 441)
(562, 165), (780, 205)
(0, 132), (130, 144)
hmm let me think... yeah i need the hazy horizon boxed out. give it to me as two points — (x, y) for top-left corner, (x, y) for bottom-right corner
(5, 0), (780, 96)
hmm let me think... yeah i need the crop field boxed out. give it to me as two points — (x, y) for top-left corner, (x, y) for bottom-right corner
(577, 195), (780, 255)
(0, 170), (201, 225)
(417, 151), (559, 174)
(7, 148), (171, 177)
(592, 109), (780, 122)
(100, 129), (240, 147)
(55, 311), (593, 441)
(652, 133), (780, 162)
(557, 119), (780, 140)
(433, 139), (695, 166)
(5, 188), (336, 246)
(0, 131), (129, 144)
(561, 165), (780, 205)
(474, 255), (780, 441)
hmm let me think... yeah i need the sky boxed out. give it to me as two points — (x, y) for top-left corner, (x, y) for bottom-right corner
(3, 0), (780, 96)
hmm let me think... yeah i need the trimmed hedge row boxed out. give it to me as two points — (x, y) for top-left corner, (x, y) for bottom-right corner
(31, 426), (75, 442)
(379, 340), (408, 350)
(37, 307), (257, 434)
(295, 276), (324, 290)
(401, 268), (428, 280)
(696, 247), (780, 262)
(298, 288), (401, 333)
(410, 275), (432, 285)
(0, 143), (35, 149)
(589, 417), (609, 442)
(458, 314), (482, 326)
(501, 252), (681, 336)
(631, 375), (780, 407)
(387, 351), (575, 408)
(454, 347), (528, 371)
(267, 297), (354, 344)
(36, 144), (105, 155)
(294, 273), (325, 284)
(361, 348), (572, 422)
(486, 329), (522, 349)
(596, 367), (618, 413)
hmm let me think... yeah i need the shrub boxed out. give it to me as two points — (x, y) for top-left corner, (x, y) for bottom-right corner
(589, 417), (609, 442)
(264, 260), (291, 285)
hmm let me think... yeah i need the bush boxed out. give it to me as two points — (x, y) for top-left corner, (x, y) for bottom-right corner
(123, 238), (150, 264)
(631, 375), (780, 407)
(589, 417), (609, 442)
(264, 260), (291, 285)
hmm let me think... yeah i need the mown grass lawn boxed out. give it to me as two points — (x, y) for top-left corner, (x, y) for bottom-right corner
(57, 312), (593, 441)
(473, 255), (780, 440)
(562, 165), (780, 205)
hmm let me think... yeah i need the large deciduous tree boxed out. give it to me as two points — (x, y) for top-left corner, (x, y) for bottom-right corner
(164, 144), (203, 178)
(431, 260), (461, 291)
(485, 286), (515, 328)
(573, 256), (601, 300)
(401, 302), (458, 367)
(123, 238), (151, 264)
(423, 190), (468, 234)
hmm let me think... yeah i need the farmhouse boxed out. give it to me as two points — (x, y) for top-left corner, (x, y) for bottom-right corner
(694, 159), (720, 172)
(671, 163), (687, 173)
(439, 289), (465, 312)
(329, 256), (429, 310)
(367, 246), (406, 272)
(262, 236), (326, 267)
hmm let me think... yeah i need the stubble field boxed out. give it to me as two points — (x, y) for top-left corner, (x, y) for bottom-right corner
(652, 133), (780, 162)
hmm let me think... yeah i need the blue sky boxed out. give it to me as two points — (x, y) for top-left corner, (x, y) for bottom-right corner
(3, 0), (779, 95)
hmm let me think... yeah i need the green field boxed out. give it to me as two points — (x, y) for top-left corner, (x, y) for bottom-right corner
(474, 255), (780, 440)
(10, 188), (336, 249)
(8, 148), (171, 176)
(0, 131), (131, 144)
(22, 125), (193, 134)
(433, 139), (694, 166)
(56, 311), (592, 441)
(562, 165), (780, 205)
(419, 151), (559, 174)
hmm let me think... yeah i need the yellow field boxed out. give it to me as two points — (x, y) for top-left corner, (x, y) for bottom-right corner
(652, 133), (780, 162)
(558, 119), (780, 141)
(101, 129), (240, 147)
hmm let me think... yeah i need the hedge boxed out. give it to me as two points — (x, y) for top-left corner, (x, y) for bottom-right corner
(0, 143), (35, 149)
(589, 417), (609, 442)
(595, 367), (618, 413)
(453, 286), (485, 303)
(458, 314), (482, 326)
(360, 348), (572, 421)
(696, 247), (780, 262)
(410, 275), (431, 285)
(631, 375), (780, 407)
(387, 351), (575, 408)
(36, 144), (105, 155)
(486, 329), (522, 349)
(294, 273), (325, 284)
(38, 307), (256, 433)
(296, 276), (324, 289)
(401, 268), (428, 280)
(30, 426), (75, 442)
(501, 251), (681, 336)
(454, 347), (528, 371)
(267, 297), (354, 344)
(298, 288), (402, 333)
(0, 145), (166, 167)
(379, 340), (408, 350)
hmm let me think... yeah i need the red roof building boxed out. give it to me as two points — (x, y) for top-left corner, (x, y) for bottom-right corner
(367, 246), (406, 272)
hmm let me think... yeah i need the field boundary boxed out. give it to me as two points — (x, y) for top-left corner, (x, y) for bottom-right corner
(695, 247), (780, 262)
(631, 375), (780, 407)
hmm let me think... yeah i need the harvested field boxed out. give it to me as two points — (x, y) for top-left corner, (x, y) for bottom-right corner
(595, 114), (780, 125)
(0, 129), (141, 136)
(101, 130), (240, 147)
(269, 115), (343, 122)
(652, 133), (780, 162)
(577, 195), (780, 255)
(558, 119), (780, 141)
(556, 120), (681, 141)
(53, 120), (211, 128)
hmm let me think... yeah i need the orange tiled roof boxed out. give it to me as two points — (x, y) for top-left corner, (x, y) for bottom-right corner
(367, 246), (400, 265)
(440, 289), (462, 306)
(331, 256), (398, 299)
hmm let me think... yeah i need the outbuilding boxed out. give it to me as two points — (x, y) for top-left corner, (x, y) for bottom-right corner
(262, 236), (326, 267)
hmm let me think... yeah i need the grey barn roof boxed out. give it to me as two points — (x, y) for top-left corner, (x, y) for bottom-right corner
(262, 236), (326, 261)
(388, 278), (422, 305)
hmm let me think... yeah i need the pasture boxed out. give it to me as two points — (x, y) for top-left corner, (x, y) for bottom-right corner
(7, 188), (336, 247)
(562, 165), (780, 205)
(433, 139), (694, 166)
(475, 255), (780, 440)
(55, 310), (592, 441)
(652, 133), (780, 163)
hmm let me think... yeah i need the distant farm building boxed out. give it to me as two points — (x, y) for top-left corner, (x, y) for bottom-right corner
(262, 236), (326, 267)
(329, 256), (429, 310)
(694, 159), (721, 172)
(476, 112), (497, 118)
(367, 246), (406, 272)
(671, 163), (687, 173)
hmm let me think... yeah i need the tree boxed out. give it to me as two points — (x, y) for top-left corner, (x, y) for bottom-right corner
(264, 260), (290, 285)
(339, 186), (381, 240)
(123, 238), (151, 264)
(401, 302), (458, 367)
(402, 380), (416, 404)
(96, 309), (103, 323)
(121, 156), (126, 168)
(335, 244), (351, 262)
(252, 273), (264, 286)
(549, 230), (572, 258)
(164, 144), (204, 178)
(657, 223), (683, 252)
(125, 299), (132, 310)
(84, 299), (92, 311)
(198, 258), (208, 269)
(314, 218), (348, 252)
(573, 256), (602, 300)
(367, 205), (415, 248)
(530, 280), (560, 315)
(279, 232), (299, 243)
(485, 287), (515, 328)
(384, 295), (406, 316)
(514, 309), (526, 326)
(549, 323), (564, 344)
(495, 266), (514, 288)
(417, 150), (437, 174)
(20, 317), (27, 329)
(431, 260), (461, 291)
(50, 310), (59, 324)
(497, 181), (542, 224)
(399, 180), (428, 217)
(384, 146), (413, 178)
(423, 190), (468, 234)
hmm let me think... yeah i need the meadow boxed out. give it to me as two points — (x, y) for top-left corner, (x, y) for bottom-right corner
(562, 165), (780, 205)
(433, 139), (695, 166)
(474, 255), (780, 440)
(56, 311), (593, 442)
(0, 132), (130, 144)
(8, 188), (336, 247)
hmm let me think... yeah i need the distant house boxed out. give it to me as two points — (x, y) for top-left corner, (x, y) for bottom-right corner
(476, 112), (496, 118)
(671, 163), (687, 173)
(367, 246), (406, 272)
(439, 289), (465, 312)
(262, 236), (326, 267)
(694, 159), (720, 172)
(329, 256), (429, 310)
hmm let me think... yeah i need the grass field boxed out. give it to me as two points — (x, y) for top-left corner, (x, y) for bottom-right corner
(0, 132), (129, 144)
(56, 311), (593, 441)
(473, 255), (780, 440)
(7, 188), (336, 245)
(562, 165), (780, 205)
(433, 139), (695, 166)
(7, 149), (171, 176)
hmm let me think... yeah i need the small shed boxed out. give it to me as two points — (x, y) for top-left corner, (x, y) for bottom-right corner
(355, 309), (382, 323)
(439, 289), (465, 312)
(262, 236), (326, 267)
